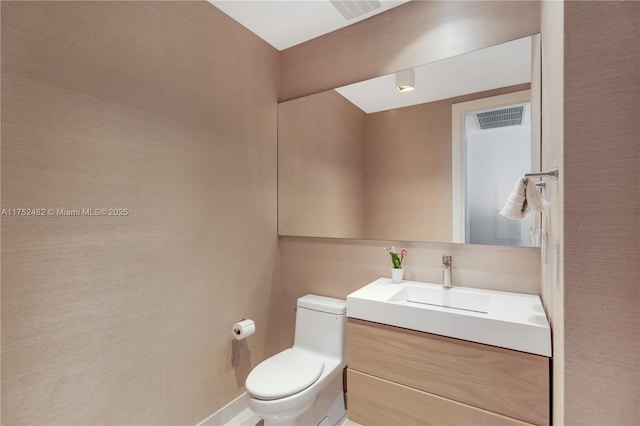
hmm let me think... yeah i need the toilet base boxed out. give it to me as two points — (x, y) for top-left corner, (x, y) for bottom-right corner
(261, 372), (346, 426)
(296, 372), (346, 426)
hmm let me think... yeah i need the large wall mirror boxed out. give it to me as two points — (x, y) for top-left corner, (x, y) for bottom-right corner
(278, 35), (541, 247)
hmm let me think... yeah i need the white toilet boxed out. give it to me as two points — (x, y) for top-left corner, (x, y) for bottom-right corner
(245, 294), (347, 426)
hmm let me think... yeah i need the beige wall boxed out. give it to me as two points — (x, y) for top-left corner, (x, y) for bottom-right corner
(280, 1), (541, 101)
(365, 100), (451, 242)
(563, 2), (639, 425)
(365, 84), (530, 242)
(10, 2), (639, 426)
(279, 237), (541, 348)
(278, 90), (367, 238)
(540, 1), (565, 424)
(1, 2), (279, 424)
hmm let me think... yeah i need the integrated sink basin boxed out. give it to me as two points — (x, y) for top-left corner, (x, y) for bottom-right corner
(389, 284), (491, 314)
(347, 278), (552, 356)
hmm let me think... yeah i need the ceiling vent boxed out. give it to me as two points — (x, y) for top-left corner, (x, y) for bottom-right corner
(330, 0), (382, 20)
(475, 105), (524, 130)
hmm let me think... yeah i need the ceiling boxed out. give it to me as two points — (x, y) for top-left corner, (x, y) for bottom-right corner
(335, 36), (532, 113)
(208, 0), (410, 51)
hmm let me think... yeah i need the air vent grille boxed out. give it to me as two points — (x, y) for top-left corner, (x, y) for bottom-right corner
(330, 0), (382, 20)
(476, 106), (524, 130)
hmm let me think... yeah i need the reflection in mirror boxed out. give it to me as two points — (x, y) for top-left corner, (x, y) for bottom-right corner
(278, 35), (541, 246)
(452, 90), (537, 246)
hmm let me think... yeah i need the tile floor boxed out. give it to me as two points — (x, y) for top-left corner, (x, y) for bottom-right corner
(224, 408), (361, 426)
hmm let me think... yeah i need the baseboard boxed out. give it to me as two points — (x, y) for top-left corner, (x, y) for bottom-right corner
(197, 392), (249, 426)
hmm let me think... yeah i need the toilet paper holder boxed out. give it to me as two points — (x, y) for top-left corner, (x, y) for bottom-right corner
(232, 318), (256, 340)
(233, 318), (247, 338)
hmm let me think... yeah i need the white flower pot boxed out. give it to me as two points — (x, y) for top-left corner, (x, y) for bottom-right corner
(391, 268), (404, 284)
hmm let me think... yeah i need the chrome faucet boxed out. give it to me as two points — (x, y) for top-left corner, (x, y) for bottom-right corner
(442, 255), (452, 288)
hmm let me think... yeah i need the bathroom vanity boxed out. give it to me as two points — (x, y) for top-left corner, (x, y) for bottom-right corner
(346, 279), (551, 426)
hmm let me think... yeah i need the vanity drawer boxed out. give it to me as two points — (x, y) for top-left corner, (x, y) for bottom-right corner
(348, 318), (549, 425)
(347, 369), (534, 426)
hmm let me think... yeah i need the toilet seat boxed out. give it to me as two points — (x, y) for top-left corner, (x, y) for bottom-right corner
(245, 348), (325, 400)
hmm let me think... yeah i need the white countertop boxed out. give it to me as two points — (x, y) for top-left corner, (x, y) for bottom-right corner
(347, 278), (552, 357)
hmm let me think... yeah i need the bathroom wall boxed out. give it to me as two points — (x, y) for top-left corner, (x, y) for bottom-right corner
(563, 2), (639, 424)
(539, 1), (565, 423)
(1, 2), (279, 424)
(365, 84), (530, 242)
(278, 90), (367, 239)
(280, 1), (541, 101)
(365, 100), (452, 242)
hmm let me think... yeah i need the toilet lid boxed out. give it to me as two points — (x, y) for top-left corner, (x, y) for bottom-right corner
(245, 348), (324, 400)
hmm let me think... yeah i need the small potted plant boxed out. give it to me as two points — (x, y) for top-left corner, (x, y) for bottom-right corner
(383, 246), (407, 283)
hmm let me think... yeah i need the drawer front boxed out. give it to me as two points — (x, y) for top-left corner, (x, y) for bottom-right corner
(348, 318), (549, 425)
(347, 369), (534, 426)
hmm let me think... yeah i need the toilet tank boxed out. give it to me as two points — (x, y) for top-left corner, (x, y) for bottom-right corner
(294, 295), (346, 360)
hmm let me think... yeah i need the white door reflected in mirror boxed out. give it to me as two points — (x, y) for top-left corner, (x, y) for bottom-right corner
(452, 90), (540, 247)
(465, 102), (533, 246)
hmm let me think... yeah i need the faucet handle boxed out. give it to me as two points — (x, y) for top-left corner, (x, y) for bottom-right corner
(443, 255), (452, 265)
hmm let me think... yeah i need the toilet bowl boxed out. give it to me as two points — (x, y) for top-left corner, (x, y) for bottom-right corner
(245, 295), (347, 426)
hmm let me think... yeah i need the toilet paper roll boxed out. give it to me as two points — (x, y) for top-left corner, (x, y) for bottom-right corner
(232, 319), (255, 340)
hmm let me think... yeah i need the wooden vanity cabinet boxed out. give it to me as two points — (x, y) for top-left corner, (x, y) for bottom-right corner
(347, 318), (550, 426)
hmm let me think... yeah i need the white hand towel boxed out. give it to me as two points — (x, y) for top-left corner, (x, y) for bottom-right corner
(499, 178), (527, 219)
(500, 178), (551, 220)
(523, 179), (551, 214)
